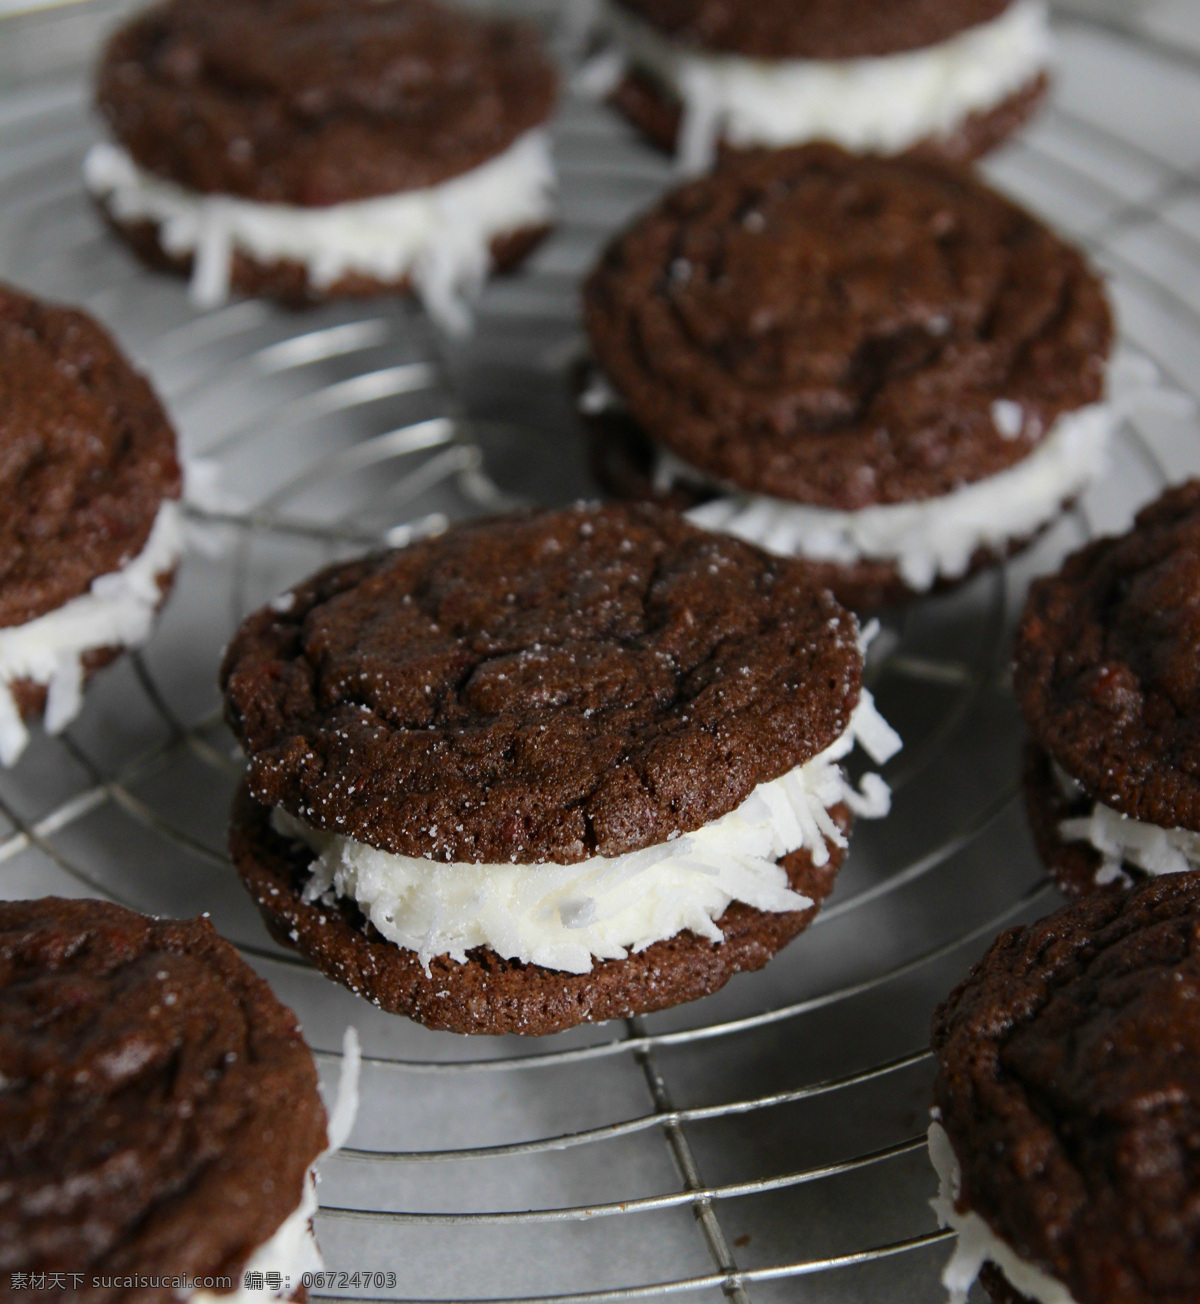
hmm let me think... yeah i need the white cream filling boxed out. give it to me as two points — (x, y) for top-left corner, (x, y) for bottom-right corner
(602, 0), (1051, 172)
(83, 130), (557, 335)
(188, 1174), (323, 1304)
(655, 403), (1113, 591)
(190, 1028), (361, 1304)
(0, 499), (184, 767)
(1054, 762), (1200, 886)
(929, 1120), (1078, 1304)
(275, 692), (901, 976)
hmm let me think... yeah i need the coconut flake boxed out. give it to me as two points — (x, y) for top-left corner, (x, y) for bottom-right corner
(1060, 794), (1200, 885)
(928, 1121), (1079, 1304)
(679, 403), (1114, 591)
(602, 0), (1052, 173)
(0, 500), (184, 765)
(274, 695), (900, 974)
(323, 1026), (361, 1154)
(85, 130), (556, 336)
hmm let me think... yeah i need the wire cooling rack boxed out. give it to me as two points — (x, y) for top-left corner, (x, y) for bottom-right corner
(2, 2), (1200, 1301)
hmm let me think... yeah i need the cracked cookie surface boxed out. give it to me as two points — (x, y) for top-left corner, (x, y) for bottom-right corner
(221, 503), (862, 865)
(97, 0), (557, 205)
(0, 897), (327, 1299)
(583, 144), (1111, 510)
(0, 281), (180, 630)
(933, 872), (1200, 1304)
(1014, 480), (1200, 834)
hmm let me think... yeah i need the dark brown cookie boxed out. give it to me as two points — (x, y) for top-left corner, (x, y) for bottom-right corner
(583, 144), (1111, 511)
(979, 1262), (1038, 1304)
(932, 872), (1200, 1304)
(220, 503), (862, 866)
(1022, 741), (1118, 898)
(610, 0), (1021, 59)
(0, 897), (328, 1302)
(96, 0), (558, 206)
(1014, 480), (1200, 836)
(577, 365), (1047, 610)
(230, 781), (848, 1036)
(610, 68), (1049, 166)
(575, 356), (718, 515)
(905, 74), (1050, 167)
(101, 208), (551, 308)
(0, 282), (181, 630)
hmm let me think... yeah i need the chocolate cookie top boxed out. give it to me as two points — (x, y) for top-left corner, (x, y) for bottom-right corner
(221, 504), (862, 865)
(0, 282), (181, 630)
(1, 897), (327, 1296)
(612, 0), (1020, 59)
(96, 0), (558, 206)
(583, 144), (1111, 510)
(1014, 481), (1200, 834)
(932, 873), (1200, 1304)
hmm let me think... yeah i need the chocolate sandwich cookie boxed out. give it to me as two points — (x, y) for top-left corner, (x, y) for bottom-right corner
(929, 872), (1200, 1304)
(1014, 480), (1200, 898)
(221, 503), (901, 1035)
(1, 897), (330, 1303)
(87, 0), (558, 331)
(581, 144), (1113, 611)
(0, 281), (183, 767)
(577, 363), (1031, 611)
(599, 0), (1050, 172)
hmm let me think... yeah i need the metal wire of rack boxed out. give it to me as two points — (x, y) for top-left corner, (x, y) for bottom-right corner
(1, 2), (1200, 1301)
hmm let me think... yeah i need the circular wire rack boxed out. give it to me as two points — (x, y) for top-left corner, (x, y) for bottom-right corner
(2, 2), (1200, 1301)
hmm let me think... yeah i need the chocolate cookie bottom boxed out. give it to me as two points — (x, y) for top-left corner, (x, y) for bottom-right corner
(610, 70), (1049, 166)
(229, 782), (849, 1036)
(101, 205), (551, 309)
(581, 395), (1038, 612)
(1022, 740), (1134, 898)
(979, 1263), (1038, 1304)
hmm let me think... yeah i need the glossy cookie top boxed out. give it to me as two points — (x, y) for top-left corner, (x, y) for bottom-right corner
(584, 145), (1110, 509)
(221, 503), (862, 865)
(0, 282), (180, 629)
(0, 897), (327, 1295)
(611, 0), (1021, 59)
(96, 0), (558, 205)
(933, 872), (1200, 1304)
(1015, 480), (1200, 833)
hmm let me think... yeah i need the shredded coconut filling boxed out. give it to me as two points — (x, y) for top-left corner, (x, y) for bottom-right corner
(188, 1172), (323, 1304)
(275, 693), (901, 975)
(602, 0), (1051, 172)
(648, 404), (1113, 590)
(929, 1121), (1079, 1304)
(0, 499), (183, 768)
(83, 130), (557, 335)
(190, 1028), (360, 1303)
(1053, 761), (1200, 886)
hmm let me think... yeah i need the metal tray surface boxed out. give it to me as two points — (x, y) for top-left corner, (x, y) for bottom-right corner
(1, 3), (1199, 1301)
